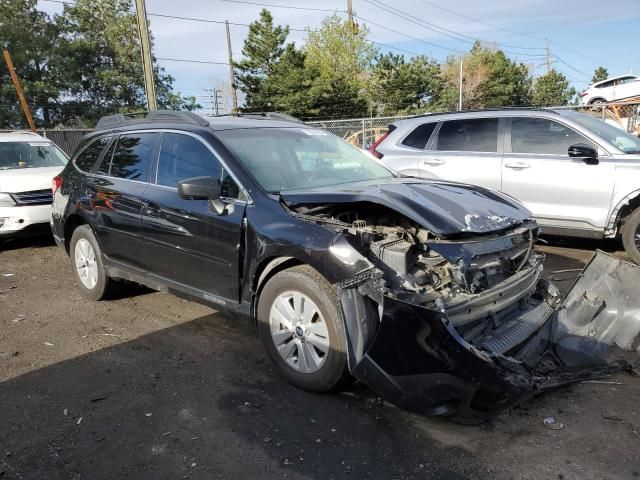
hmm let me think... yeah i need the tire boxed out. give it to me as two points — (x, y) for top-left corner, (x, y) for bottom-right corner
(257, 265), (350, 392)
(622, 208), (640, 265)
(589, 98), (606, 105)
(69, 225), (116, 301)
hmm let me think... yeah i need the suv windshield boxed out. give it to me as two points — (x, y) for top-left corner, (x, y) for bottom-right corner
(216, 127), (394, 193)
(567, 113), (640, 154)
(0, 141), (68, 170)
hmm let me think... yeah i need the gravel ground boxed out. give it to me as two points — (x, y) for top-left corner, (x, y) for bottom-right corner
(0, 234), (639, 480)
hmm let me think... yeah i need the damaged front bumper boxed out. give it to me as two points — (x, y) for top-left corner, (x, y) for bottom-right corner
(338, 251), (640, 416)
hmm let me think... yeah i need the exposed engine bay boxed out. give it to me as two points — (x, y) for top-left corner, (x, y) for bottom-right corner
(289, 201), (555, 358)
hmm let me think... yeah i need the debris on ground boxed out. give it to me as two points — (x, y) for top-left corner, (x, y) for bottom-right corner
(76, 417), (83, 425)
(543, 417), (564, 430)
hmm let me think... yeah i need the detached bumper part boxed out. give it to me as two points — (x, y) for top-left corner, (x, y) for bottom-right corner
(339, 251), (640, 416)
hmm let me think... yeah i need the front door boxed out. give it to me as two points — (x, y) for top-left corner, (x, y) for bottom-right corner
(501, 117), (614, 232)
(419, 117), (503, 191)
(142, 132), (245, 302)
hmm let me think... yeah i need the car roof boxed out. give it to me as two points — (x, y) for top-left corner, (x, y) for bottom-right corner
(391, 108), (564, 126)
(591, 74), (639, 87)
(0, 131), (50, 143)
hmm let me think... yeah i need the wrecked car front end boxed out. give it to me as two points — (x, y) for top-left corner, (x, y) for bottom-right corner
(281, 181), (640, 416)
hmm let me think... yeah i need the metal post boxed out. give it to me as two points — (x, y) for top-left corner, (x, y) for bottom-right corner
(361, 118), (366, 149)
(3, 49), (36, 132)
(214, 89), (219, 116)
(135, 0), (157, 111)
(225, 20), (238, 113)
(458, 58), (463, 111)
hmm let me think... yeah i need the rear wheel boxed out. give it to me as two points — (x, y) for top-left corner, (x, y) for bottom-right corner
(70, 225), (116, 300)
(257, 265), (350, 392)
(622, 208), (640, 265)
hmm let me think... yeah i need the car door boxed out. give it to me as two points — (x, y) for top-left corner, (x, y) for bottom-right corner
(501, 116), (615, 232)
(418, 117), (503, 191)
(614, 76), (640, 101)
(84, 132), (158, 269)
(141, 131), (246, 302)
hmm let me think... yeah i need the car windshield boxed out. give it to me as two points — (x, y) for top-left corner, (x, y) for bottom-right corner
(215, 127), (394, 193)
(0, 141), (68, 170)
(567, 113), (640, 154)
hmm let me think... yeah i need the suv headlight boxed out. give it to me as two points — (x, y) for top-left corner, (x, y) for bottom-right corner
(0, 193), (16, 207)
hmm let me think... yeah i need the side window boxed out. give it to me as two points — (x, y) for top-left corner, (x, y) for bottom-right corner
(435, 118), (499, 153)
(74, 137), (110, 172)
(511, 118), (594, 155)
(401, 123), (437, 149)
(110, 133), (157, 182)
(156, 133), (222, 188)
(596, 80), (614, 89)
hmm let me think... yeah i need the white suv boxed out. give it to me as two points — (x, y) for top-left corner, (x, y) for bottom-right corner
(0, 132), (68, 237)
(371, 109), (640, 263)
(580, 74), (640, 105)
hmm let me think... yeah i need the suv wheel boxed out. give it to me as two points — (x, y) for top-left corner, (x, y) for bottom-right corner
(622, 208), (640, 265)
(257, 265), (349, 392)
(70, 225), (116, 300)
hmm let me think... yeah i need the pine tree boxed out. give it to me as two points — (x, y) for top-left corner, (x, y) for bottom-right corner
(531, 70), (576, 106)
(592, 66), (609, 83)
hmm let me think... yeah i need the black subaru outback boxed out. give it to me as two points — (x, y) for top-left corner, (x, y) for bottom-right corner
(51, 111), (638, 416)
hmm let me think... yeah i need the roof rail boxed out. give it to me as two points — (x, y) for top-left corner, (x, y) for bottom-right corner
(214, 111), (305, 124)
(95, 110), (210, 130)
(406, 107), (561, 121)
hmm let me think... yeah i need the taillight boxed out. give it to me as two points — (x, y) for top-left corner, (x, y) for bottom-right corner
(52, 176), (63, 194)
(369, 125), (396, 159)
(579, 91), (588, 97)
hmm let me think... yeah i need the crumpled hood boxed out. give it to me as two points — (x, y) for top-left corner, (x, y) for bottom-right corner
(0, 166), (63, 193)
(280, 178), (531, 236)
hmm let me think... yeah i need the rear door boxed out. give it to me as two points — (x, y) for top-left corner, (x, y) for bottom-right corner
(85, 132), (158, 269)
(418, 117), (503, 190)
(142, 131), (246, 302)
(501, 116), (614, 232)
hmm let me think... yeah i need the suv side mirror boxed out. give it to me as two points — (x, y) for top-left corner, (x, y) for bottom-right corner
(568, 143), (599, 165)
(178, 176), (220, 200)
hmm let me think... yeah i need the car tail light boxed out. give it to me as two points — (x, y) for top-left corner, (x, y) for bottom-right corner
(52, 176), (63, 194)
(579, 91), (588, 97)
(369, 125), (396, 159)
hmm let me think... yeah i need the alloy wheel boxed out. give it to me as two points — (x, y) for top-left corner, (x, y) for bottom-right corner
(269, 291), (330, 373)
(74, 238), (98, 290)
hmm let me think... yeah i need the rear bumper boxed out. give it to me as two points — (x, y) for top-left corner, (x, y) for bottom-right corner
(0, 204), (52, 237)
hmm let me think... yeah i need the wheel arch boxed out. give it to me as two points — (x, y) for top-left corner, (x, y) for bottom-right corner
(250, 256), (305, 323)
(606, 189), (640, 237)
(63, 213), (90, 255)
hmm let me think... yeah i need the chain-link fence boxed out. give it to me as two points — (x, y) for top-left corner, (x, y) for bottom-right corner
(2, 102), (638, 153)
(308, 102), (640, 149)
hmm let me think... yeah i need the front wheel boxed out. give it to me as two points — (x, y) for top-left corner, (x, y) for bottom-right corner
(622, 208), (640, 265)
(257, 265), (350, 392)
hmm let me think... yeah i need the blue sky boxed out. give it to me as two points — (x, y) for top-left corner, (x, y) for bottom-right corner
(38, 0), (640, 112)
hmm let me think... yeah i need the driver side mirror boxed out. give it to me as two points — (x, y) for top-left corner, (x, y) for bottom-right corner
(568, 143), (598, 165)
(178, 176), (220, 200)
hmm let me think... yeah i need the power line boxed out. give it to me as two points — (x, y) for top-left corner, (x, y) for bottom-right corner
(156, 57), (230, 65)
(219, 0), (346, 13)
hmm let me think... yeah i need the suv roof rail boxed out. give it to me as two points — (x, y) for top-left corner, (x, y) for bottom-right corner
(404, 107), (561, 121)
(96, 110), (210, 130)
(213, 111), (305, 124)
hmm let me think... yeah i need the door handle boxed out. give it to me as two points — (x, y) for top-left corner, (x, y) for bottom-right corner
(504, 161), (530, 169)
(423, 158), (445, 166)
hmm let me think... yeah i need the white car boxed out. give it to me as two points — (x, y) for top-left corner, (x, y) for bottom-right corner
(580, 74), (640, 105)
(0, 132), (68, 237)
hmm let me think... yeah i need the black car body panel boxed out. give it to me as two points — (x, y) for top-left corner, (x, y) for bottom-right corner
(51, 115), (640, 417)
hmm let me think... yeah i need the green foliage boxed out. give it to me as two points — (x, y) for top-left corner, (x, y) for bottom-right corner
(371, 53), (441, 115)
(530, 70), (576, 106)
(592, 66), (609, 83)
(0, 0), (197, 128)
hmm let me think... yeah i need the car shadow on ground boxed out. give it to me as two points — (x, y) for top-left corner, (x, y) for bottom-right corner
(0, 231), (57, 252)
(0, 312), (482, 480)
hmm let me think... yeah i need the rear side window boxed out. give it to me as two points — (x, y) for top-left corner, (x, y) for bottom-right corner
(511, 118), (594, 155)
(435, 118), (499, 152)
(109, 133), (157, 181)
(74, 137), (109, 172)
(401, 123), (437, 149)
(156, 133), (222, 187)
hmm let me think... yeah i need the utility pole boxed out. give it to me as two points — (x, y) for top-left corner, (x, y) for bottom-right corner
(347, 0), (354, 29)
(213, 89), (220, 116)
(135, 0), (157, 111)
(458, 57), (463, 111)
(2, 49), (36, 132)
(546, 39), (552, 74)
(225, 20), (238, 113)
